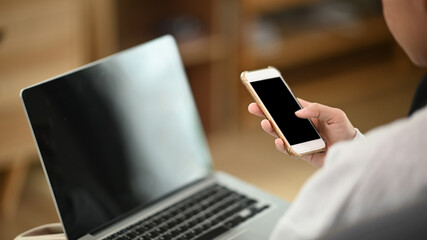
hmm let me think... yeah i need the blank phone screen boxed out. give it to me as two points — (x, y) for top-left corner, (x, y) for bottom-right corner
(250, 77), (320, 145)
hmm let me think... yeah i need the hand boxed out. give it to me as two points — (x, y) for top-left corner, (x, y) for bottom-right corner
(248, 99), (356, 168)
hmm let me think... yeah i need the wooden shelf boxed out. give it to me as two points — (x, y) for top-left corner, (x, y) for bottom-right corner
(178, 35), (226, 67)
(242, 0), (329, 14)
(242, 15), (391, 69)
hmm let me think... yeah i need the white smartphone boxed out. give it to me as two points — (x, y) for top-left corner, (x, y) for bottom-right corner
(241, 67), (325, 157)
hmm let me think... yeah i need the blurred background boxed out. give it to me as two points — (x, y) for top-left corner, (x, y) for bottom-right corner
(0, 0), (425, 238)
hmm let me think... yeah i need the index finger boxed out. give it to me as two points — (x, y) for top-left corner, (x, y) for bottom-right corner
(248, 102), (265, 118)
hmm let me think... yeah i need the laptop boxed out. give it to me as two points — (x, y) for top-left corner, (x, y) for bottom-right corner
(20, 35), (289, 240)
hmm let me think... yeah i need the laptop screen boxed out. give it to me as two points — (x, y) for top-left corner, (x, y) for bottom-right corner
(21, 36), (212, 240)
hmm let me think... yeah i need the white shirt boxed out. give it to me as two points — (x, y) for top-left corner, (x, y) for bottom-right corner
(270, 106), (427, 240)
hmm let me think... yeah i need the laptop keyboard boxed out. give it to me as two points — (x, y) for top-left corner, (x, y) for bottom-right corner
(103, 184), (270, 240)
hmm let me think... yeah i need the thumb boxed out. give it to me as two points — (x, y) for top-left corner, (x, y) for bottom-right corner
(295, 103), (341, 124)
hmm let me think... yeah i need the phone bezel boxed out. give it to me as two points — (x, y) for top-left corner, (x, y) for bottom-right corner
(241, 67), (325, 157)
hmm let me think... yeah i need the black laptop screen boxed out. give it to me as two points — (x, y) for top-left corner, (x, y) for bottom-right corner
(21, 36), (212, 240)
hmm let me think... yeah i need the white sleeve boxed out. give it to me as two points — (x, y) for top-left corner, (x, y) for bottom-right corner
(353, 128), (364, 141)
(270, 107), (427, 240)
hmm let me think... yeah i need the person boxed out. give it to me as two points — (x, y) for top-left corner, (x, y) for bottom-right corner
(247, 0), (427, 239)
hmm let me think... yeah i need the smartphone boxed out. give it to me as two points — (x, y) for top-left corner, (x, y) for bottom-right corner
(240, 67), (325, 157)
